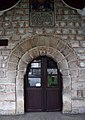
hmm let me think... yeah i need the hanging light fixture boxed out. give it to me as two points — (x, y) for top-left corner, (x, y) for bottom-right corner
(0, 0), (21, 16)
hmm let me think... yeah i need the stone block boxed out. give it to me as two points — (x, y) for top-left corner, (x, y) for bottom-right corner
(13, 46), (25, 58)
(45, 28), (54, 34)
(21, 18), (26, 26)
(3, 22), (11, 28)
(79, 69), (85, 76)
(0, 92), (15, 101)
(0, 70), (6, 78)
(15, 9), (24, 15)
(56, 41), (66, 52)
(76, 48), (85, 53)
(61, 47), (72, 56)
(72, 100), (85, 108)
(16, 78), (24, 90)
(72, 90), (77, 99)
(79, 61), (85, 67)
(20, 40), (32, 52)
(71, 40), (80, 48)
(55, 28), (62, 34)
(62, 28), (69, 34)
(76, 36), (84, 41)
(6, 71), (17, 78)
(0, 110), (15, 115)
(35, 28), (43, 34)
(16, 90), (24, 114)
(18, 28), (25, 34)
(20, 52), (32, 63)
(78, 76), (85, 81)
(5, 29), (15, 35)
(67, 21), (74, 27)
(8, 63), (17, 70)
(80, 41), (85, 47)
(70, 69), (79, 77)
(77, 90), (83, 98)
(0, 78), (15, 84)
(29, 47), (40, 58)
(83, 91), (85, 97)
(63, 95), (72, 113)
(72, 81), (85, 90)
(62, 69), (70, 76)
(18, 61), (27, 71)
(0, 84), (5, 92)
(12, 34), (21, 40)
(60, 22), (66, 27)
(79, 107), (85, 113)
(3, 101), (15, 110)
(0, 28), (4, 35)
(77, 29), (83, 35)
(16, 100), (24, 114)
(53, 51), (65, 62)
(5, 84), (15, 93)
(74, 22), (81, 27)
(21, 15), (29, 21)
(17, 71), (25, 79)
(66, 52), (77, 62)
(58, 59), (68, 70)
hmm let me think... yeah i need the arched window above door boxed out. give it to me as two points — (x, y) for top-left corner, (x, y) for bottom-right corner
(26, 56), (60, 88)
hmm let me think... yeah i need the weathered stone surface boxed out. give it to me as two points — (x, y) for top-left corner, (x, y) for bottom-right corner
(0, 0), (85, 115)
(72, 100), (85, 108)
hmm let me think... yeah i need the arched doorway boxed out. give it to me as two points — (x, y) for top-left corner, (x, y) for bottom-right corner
(24, 56), (62, 112)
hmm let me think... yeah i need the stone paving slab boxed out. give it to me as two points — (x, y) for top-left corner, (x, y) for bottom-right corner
(0, 112), (85, 120)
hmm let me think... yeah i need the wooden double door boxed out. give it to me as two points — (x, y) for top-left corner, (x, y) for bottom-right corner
(24, 56), (62, 112)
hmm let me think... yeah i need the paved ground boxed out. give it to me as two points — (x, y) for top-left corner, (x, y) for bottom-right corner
(0, 112), (85, 120)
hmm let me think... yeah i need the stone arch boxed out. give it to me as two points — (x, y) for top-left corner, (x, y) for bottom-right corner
(8, 35), (78, 114)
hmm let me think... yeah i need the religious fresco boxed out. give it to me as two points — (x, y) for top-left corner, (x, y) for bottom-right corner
(30, 0), (54, 11)
(29, 0), (54, 27)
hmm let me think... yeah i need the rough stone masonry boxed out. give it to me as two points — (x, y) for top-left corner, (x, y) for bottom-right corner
(0, 0), (85, 115)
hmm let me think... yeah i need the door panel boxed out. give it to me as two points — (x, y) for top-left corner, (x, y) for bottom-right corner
(46, 88), (61, 111)
(25, 88), (42, 111)
(25, 56), (62, 112)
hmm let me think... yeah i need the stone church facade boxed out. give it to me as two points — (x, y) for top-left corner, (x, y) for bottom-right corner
(0, 0), (85, 115)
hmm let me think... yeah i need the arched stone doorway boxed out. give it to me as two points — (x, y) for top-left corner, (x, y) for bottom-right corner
(24, 55), (62, 112)
(8, 35), (78, 114)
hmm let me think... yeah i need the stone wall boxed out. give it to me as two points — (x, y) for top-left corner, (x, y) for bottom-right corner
(0, 0), (85, 115)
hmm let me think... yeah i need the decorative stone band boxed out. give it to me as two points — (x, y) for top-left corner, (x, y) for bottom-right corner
(61, 0), (85, 16)
(0, 0), (21, 16)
